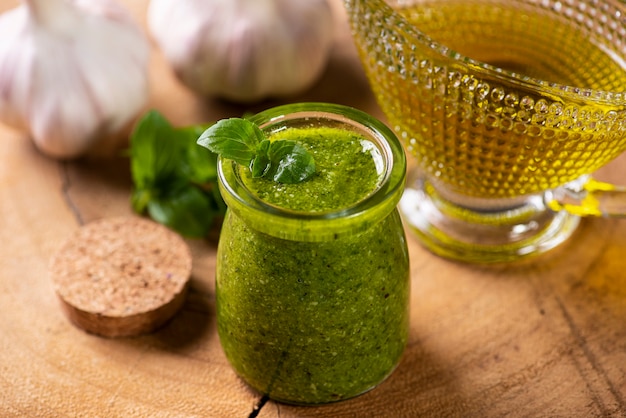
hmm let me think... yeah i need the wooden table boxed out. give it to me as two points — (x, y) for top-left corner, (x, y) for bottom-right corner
(2, 1), (625, 416)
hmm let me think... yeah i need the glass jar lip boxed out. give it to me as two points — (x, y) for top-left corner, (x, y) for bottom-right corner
(373, 0), (626, 104)
(217, 102), (407, 240)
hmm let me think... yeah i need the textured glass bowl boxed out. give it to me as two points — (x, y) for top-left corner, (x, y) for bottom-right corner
(345, 0), (626, 262)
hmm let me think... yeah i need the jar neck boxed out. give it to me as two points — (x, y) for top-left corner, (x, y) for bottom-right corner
(217, 103), (406, 241)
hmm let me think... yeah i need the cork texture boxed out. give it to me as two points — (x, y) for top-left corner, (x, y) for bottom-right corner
(49, 216), (192, 337)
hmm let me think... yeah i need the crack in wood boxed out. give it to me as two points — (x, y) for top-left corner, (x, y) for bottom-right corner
(245, 345), (290, 416)
(248, 394), (269, 418)
(59, 162), (85, 226)
(556, 296), (626, 415)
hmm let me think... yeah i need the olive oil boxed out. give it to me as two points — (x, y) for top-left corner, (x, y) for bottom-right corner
(352, 0), (626, 198)
(399, 1), (626, 90)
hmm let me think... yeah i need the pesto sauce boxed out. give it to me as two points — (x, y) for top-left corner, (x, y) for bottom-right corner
(217, 126), (409, 404)
(241, 127), (383, 211)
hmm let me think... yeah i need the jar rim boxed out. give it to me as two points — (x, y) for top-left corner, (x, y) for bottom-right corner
(217, 102), (407, 241)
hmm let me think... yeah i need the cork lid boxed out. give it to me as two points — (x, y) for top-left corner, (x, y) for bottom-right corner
(49, 216), (192, 337)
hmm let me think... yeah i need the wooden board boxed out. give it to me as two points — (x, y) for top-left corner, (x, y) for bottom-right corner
(1, 0), (625, 416)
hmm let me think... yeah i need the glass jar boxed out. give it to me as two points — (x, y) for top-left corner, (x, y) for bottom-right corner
(215, 102), (409, 405)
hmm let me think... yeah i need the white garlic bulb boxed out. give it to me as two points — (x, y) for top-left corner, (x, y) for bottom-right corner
(0, 0), (150, 159)
(148, 0), (334, 103)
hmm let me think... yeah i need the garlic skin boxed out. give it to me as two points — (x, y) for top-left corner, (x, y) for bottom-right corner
(0, 0), (150, 159)
(148, 0), (334, 103)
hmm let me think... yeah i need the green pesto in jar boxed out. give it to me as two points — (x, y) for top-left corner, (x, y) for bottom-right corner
(242, 126), (384, 211)
(216, 125), (409, 405)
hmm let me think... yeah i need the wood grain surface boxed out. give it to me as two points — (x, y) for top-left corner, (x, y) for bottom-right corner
(1, 0), (625, 416)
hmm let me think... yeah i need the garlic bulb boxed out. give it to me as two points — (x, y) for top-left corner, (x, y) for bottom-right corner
(0, 0), (150, 159)
(148, 0), (334, 103)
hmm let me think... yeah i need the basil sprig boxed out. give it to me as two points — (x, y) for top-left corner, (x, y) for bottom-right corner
(197, 118), (315, 184)
(129, 110), (226, 238)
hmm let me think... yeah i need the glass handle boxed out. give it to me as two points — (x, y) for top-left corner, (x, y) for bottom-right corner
(547, 176), (626, 217)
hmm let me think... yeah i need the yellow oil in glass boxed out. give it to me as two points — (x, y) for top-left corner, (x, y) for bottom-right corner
(399, 1), (626, 90)
(355, 0), (626, 198)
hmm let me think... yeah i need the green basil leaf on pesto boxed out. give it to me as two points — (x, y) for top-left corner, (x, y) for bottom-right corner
(249, 139), (271, 178)
(268, 140), (316, 184)
(197, 118), (263, 166)
(197, 117), (316, 184)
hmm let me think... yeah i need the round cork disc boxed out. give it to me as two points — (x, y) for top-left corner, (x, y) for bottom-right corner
(49, 216), (192, 338)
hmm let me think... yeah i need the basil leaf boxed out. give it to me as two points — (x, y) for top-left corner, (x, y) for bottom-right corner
(129, 110), (226, 238)
(250, 153), (271, 178)
(130, 110), (181, 188)
(197, 118), (264, 166)
(179, 125), (219, 184)
(197, 116), (316, 184)
(268, 140), (316, 184)
(131, 188), (152, 214)
(147, 183), (216, 238)
(250, 139), (271, 177)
